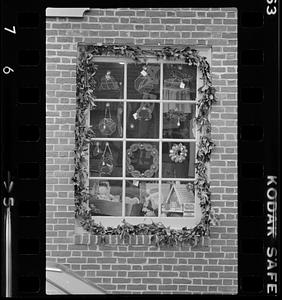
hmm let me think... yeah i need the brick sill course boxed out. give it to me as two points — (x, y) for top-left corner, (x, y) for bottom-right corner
(75, 232), (156, 246)
(74, 232), (210, 249)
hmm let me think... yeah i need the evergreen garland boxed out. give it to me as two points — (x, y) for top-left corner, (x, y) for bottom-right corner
(72, 44), (218, 247)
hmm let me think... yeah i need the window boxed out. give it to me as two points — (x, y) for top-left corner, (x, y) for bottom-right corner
(85, 49), (211, 229)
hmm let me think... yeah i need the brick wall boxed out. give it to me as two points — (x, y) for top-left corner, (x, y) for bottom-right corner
(46, 8), (237, 294)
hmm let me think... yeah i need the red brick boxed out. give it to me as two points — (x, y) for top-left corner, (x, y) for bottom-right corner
(98, 17), (119, 23)
(146, 11), (166, 17)
(52, 23), (71, 29)
(142, 278), (161, 284)
(112, 264), (131, 270)
(188, 285), (208, 291)
(188, 259), (208, 265)
(127, 258), (147, 264)
(176, 12), (196, 17)
(113, 278), (130, 283)
(130, 32), (149, 37)
(115, 11), (135, 16)
(127, 285), (147, 290)
(159, 272), (178, 277)
(143, 265), (162, 271)
(97, 258), (117, 264)
(130, 17), (150, 24)
(159, 285), (177, 290)
(158, 258), (177, 264)
(96, 271), (117, 277)
(128, 271), (147, 277)
(161, 18), (180, 24)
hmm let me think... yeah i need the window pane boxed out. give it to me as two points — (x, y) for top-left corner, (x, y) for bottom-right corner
(162, 142), (196, 178)
(127, 63), (160, 100)
(93, 62), (124, 99)
(126, 102), (160, 139)
(89, 179), (122, 216)
(90, 101), (123, 138)
(163, 103), (196, 139)
(161, 181), (195, 217)
(126, 142), (159, 178)
(125, 180), (159, 217)
(163, 63), (197, 100)
(89, 141), (123, 177)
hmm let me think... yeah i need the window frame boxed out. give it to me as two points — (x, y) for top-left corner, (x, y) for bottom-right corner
(83, 47), (212, 229)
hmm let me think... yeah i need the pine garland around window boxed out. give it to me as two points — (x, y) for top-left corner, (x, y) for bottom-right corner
(72, 44), (218, 247)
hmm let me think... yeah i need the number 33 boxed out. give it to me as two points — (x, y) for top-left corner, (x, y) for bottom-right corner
(267, 0), (277, 15)
(267, 6), (277, 15)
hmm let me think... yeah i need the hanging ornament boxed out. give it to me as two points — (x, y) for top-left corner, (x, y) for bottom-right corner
(91, 141), (102, 158)
(99, 71), (119, 90)
(98, 103), (117, 136)
(140, 65), (148, 77)
(105, 71), (111, 80)
(169, 143), (188, 163)
(165, 108), (187, 126)
(177, 117), (181, 127)
(180, 81), (185, 89)
(134, 102), (153, 121)
(100, 142), (114, 175)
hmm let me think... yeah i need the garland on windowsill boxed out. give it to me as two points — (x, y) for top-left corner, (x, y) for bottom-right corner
(72, 44), (218, 247)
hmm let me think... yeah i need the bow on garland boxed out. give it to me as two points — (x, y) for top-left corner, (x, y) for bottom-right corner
(72, 44), (218, 247)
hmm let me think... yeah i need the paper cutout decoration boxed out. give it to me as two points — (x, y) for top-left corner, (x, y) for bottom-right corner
(162, 183), (195, 217)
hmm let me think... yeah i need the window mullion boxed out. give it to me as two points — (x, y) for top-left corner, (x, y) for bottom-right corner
(122, 62), (127, 217)
(158, 62), (164, 217)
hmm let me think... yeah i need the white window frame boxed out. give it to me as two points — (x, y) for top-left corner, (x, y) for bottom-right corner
(86, 48), (211, 229)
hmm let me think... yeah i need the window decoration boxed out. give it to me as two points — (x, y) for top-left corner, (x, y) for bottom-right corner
(169, 143), (188, 163)
(165, 108), (187, 127)
(126, 143), (159, 178)
(98, 103), (117, 136)
(73, 45), (218, 246)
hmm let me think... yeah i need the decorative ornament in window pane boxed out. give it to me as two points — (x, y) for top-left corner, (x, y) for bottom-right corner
(169, 143), (188, 163)
(98, 102), (117, 136)
(134, 65), (160, 99)
(133, 102), (154, 121)
(127, 143), (159, 178)
(99, 70), (120, 91)
(163, 64), (194, 100)
(100, 142), (114, 175)
(165, 108), (187, 127)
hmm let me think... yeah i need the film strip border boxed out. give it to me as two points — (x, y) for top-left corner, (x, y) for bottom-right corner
(238, 1), (279, 296)
(0, 0), (279, 297)
(1, 1), (45, 297)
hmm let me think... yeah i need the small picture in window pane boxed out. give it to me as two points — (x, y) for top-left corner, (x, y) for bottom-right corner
(127, 63), (160, 100)
(89, 179), (122, 216)
(126, 142), (159, 178)
(161, 181), (195, 217)
(89, 141), (123, 177)
(162, 142), (195, 179)
(126, 102), (159, 139)
(90, 102), (123, 138)
(92, 62), (124, 99)
(163, 63), (197, 100)
(163, 103), (196, 139)
(125, 180), (159, 217)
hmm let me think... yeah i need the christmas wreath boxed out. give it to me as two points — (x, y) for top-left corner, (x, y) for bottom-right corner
(169, 143), (188, 163)
(126, 143), (159, 178)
